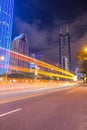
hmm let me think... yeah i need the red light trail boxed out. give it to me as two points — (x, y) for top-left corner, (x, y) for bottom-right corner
(0, 47), (76, 80)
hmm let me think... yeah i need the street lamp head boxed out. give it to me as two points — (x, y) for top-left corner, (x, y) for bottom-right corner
(84, 47), (87, 52)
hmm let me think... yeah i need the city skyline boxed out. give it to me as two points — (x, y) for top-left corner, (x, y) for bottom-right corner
(13, 0), (87, 70)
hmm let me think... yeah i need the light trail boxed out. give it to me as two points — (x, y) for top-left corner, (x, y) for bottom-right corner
(0, 64), (74, 80)
(11, 51), (75, 77)
(0, 47), (75, 79)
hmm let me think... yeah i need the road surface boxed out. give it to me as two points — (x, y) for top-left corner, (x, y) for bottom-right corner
(0, 83), (87, 130)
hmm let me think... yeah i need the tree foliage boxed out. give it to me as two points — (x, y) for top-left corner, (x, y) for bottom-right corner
(80, 60), (87, 74)
(77, 51), (87, 82)
(77, 52), (87, 62)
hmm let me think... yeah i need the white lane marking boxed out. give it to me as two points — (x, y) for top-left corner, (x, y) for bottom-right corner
(0, 108), (21, 117)
(67, 88), (78, 94)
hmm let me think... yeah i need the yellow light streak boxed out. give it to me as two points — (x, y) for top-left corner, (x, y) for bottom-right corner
(10, 50), (75, 77)
(0, 47), (75, 79)
(9, 65), (74, 80)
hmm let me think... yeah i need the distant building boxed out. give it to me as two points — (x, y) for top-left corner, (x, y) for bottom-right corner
(11, 34), (29, 69)
(0, 0), (14, 74)
(29, 53), (42, 68)
(29, 53), (45, 70)
(29, 53), (36, 69)
(59, 27), (71, 70)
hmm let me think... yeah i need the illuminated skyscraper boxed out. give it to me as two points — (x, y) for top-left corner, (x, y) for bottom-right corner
(59, 27), (71, 70)
(0, 0), (14, 74)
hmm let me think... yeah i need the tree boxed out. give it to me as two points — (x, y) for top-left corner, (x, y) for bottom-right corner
(77, 51), (87, 82)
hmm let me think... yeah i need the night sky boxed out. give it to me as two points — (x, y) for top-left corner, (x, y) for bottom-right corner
(13, 0), (87, 70)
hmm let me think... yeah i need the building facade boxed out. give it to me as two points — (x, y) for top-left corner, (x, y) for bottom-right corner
(59, 28), (71, 70)
(0, 0), (14, 74)
(11, 34), (29, 69)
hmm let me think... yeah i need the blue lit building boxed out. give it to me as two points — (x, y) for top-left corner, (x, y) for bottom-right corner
(0, 0), (14, 75)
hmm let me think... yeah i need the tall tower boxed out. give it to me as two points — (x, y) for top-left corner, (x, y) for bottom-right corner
(0, 0), (14, 74)
(59, 26), (71, 70)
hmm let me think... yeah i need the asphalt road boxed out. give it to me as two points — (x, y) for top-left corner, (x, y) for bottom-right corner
(0, 84), (87, 130)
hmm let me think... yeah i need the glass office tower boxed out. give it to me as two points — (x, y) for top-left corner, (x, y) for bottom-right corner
(0, 0), (14, 75)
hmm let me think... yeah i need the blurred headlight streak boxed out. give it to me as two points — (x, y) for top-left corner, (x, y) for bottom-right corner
(0, 47), (76, 80)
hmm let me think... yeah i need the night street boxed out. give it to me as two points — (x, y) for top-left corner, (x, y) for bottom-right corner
(1, 0), (87, 130)
(0, 84), (87, 130)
